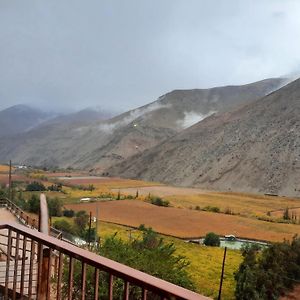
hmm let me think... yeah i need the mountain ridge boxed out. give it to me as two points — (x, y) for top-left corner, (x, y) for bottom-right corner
(107, 78), (300, 196)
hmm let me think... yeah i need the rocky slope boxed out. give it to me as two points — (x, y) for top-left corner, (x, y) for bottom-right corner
(107, 78), (300, 196)
(0, 78), (286, 169)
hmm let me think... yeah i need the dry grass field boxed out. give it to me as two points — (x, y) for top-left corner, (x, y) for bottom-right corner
(115, 186), (300, 218)
(65, 200), (300, 242)
(0, 165), (10, 173)
(60, 176), (161, 189)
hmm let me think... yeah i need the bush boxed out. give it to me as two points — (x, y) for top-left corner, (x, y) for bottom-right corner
(63, 209), (75, 218)
(53, 219), (75, 235)
(203, 206), (220, 213)
(48, 183), (62, 192)
(149, 196), (169, 207)
(26, 181), (46, 191)
(27, 194), (40, 213)
(203, 232), (220, 247)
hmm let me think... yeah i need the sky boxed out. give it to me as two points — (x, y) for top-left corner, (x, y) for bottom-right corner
(1, 0), (300, 113)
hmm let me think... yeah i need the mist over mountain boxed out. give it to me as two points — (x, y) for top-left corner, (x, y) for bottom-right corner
(0, 78), (285, 170)
(108, 78), (300, 196)
(0, 105), (56, 138)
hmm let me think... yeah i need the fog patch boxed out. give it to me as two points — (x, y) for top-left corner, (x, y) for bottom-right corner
(97, 102), (170, 133)
(178, 111), (215, 129)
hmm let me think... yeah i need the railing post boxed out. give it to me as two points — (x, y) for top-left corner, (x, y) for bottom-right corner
(38, 247), (51, 300)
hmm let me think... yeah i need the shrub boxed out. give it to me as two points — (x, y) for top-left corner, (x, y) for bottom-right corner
(203, 232), (220, 247)
(48, 183), (62, 191)
(148, 196), (169, 207)
(26, 181), (46, 191)
(53, 219), (75, 235)
(203, 206), (220, 213)
(63, 209), (75, 218)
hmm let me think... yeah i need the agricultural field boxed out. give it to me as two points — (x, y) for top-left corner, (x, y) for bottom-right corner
(0, 174), (28, 185)
(52, 176), (162, 201)
(65, 200), (300, 242)
(97, 221), (242, 300)
(0, 164), (11, 173)
(115, 186), (300, 218)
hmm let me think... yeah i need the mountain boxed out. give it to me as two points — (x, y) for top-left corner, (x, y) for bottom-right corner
(107, 78), (300, 196)
(44, 108), (115, 126)
(0, 104), (55, 137)
(0, 78), (286, 169)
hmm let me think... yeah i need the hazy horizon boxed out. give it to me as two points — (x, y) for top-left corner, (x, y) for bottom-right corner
(1, 0), (300, 113)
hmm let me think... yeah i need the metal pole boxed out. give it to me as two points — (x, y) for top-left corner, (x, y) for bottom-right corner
(8, 160), (12, 201)
(218, 247), (227, 300)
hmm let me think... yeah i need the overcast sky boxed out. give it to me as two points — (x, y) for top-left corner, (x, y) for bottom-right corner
(1, 0), (300, 113)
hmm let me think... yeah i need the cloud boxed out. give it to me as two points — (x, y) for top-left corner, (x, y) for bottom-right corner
(177, 111), (215, 129)
(0, 0), (300, 112)
(97, 101), (170, 133)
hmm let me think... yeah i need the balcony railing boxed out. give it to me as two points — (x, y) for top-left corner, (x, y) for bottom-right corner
(0, 209), (210, 299)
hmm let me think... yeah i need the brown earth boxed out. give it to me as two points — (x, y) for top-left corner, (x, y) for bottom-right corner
(65, 200), (300, 242)
(280, 286), (300, 300)
(0, 174), (28, 184)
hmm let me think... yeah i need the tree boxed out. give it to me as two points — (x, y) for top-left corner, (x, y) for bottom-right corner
(48, 197), (63, 217)
(62, 226), (193, 299)
(74, 211), (89, 236)
(27, 194), (40, 213)
(88, 184), (95, 191)
(235, 236), (300, 299)
(283, 207), (290, 220)
(26, 181), (46, 191)
(63, 209), (75, 218)
(53, 219), (75, 235)
(203, 232), (220, 247)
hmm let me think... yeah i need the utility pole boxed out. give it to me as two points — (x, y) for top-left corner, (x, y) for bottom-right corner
(88, 211), (92, 249)
(96, 206), (99, 243)
(218, 247), (227, 300)
(8, 160), (12, 201)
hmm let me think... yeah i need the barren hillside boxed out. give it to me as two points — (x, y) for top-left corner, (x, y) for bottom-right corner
(108, 78), (300, 196)
(0, 78), (285, 169)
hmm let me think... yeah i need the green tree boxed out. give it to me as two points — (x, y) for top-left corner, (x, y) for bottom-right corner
(203, 232), (220, 247)
(283, 207), (290, 220)
(62, 226), (193, 299)
(235, 236), (300, 299)
(26, 181), (46, 191)
(48, 197), (63, 217)
(27, 194), (40, 213)
(74, 211), (89, 236)
(53, 219), (75, 235)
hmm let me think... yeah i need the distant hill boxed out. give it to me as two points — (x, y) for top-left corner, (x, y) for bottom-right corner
(45, 107), (115, 126)
(108, 78), (300, 197)
(0, 104), (55, 137)
(0, 78), (286, 170)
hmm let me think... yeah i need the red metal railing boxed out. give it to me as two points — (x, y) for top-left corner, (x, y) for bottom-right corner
(0, 197), (62, 239)
(0, 222), (210, 300)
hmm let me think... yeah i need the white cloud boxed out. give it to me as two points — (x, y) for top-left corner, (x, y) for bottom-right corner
(177, 111), (215, 129)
